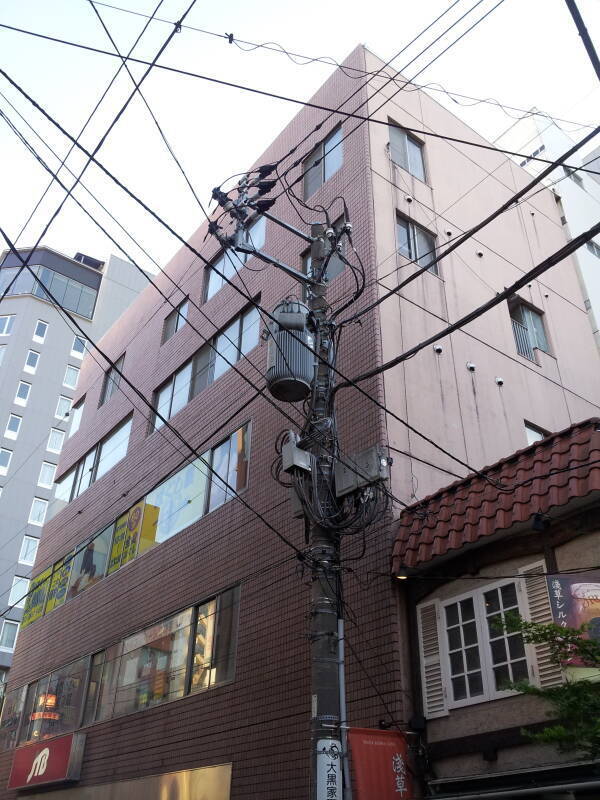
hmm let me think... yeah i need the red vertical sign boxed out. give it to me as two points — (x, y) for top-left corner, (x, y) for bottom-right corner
(348, 727), (414, 799)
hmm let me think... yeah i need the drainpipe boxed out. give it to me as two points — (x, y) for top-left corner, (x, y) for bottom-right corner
(338, 618), (353, 799)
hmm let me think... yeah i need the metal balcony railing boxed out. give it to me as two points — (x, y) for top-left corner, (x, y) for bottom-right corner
(511, 318), (536, 361)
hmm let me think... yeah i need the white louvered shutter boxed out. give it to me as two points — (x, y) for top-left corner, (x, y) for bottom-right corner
(417, 600), (448, 718)
(519, 562), (563, 688)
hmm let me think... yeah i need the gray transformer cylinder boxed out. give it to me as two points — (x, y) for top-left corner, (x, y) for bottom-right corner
(266, 301), (314, 402)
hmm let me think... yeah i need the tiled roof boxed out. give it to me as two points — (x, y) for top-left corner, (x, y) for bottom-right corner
(392, 418), (600, 572)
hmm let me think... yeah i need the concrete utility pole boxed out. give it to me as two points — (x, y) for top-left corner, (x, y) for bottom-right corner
(306, 224), (343, 800)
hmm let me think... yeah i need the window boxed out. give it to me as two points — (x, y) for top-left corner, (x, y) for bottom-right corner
(563, 166), (584, 187)
(99, 354), (124, 406)
(38, 461), (56, 488)
(14, 381), (31, 406)
(18, 536), (39, 566)
(0, 345), (5, 366)
(162, 300), (189, 343)
(0, 265), (97, 318)
(303, 126), (343, 199)
(55, 416), (132, 502)
(47, 428), (65, 454)
(396, 215), (438, 274)
(0, 621), (18, 651)
(153, 307), (259, 429)
(519, 143), (545, 168)
(0, 448), (12, 476)
(586, 240), (600, 259)
(509, 301), (550, 361)
(525, 422), (549, 446)
(0, 316), (14, 336)
(68, 398), (84, 437)
(29, 498), (48, 526)
(83, 587), (238, 725)
(389, 123), (426, 181)
(55, 395), (71, 420)
(205, 221), (265, 302)
(4, 414), (22, 440)
(8, 577), (29, 608)
(24, 350), (40, 374)
(71, 335), (87, 358)
(63, 365), (79, 389)
(32, 320), (48, 343)
(67, 525), (113, 600)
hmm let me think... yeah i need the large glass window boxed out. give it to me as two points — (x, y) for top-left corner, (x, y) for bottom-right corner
(207, 426), (250, 512)
(304, 126), (343, 199)
(96, 417), (132, 479)
(205, 220), (266, 302)
(153, 307), (259, 429)
(389, 123), (426, 182)
(396, 215), (438, 274)
(162, 300), (189, 343)
(68, 525), (113, 600)
(0, 266), (98, 319)
(0, 687), (25, 750)
(99, 354), (124, 406)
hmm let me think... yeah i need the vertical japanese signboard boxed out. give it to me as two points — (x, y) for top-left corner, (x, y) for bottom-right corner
(316, 739), (342, 800)
(348, 728), (413, 800)
(547, 571), (600, 662)
(21, 567), (52, 628)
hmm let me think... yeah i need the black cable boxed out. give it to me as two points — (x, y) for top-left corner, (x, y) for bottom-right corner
(335, 219), (600, 391)
(1, 22), (597, 177)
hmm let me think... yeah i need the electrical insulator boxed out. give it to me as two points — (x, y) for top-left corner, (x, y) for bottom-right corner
(266, 300), (314, 402)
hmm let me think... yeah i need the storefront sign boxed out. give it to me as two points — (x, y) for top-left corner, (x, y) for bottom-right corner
(8, 732), (86, 789)
(348, 728), (413, 799)
(316, 739), (342, 799)
(547, 571), (600, 636)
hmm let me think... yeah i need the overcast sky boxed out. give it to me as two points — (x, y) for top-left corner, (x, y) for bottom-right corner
(0, 0), (598, 272)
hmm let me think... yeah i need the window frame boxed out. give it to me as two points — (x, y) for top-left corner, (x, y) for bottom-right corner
(99, 354), (125, 407)
(32, 320), (48, 343)
(68, 398), (84, 438)
(47, 427), (65, 454)
(28, 497), (48, 527)
(71, 336), (87, 359)
(55, 395), (72, 421)
(18, 536), (39, 566)
(162, 299), (189, 343)
(509, 299), (551, 360)
(0, 620), (19, 652)
(23, 350), (40, 374)
(38, 461), (57, 489)
(303, 125), (343, 200)
(14, 381), (32, 407)
(63, 364), (80, 389)
(396, 214), (439, 275)
(5, 414), (22, 440)
(0, 315), (15, 336)
(0, 447), (13, 476)
(8, 576), (30, 609)
(388, 120), (427, 182)
(438, 579), (534, 710)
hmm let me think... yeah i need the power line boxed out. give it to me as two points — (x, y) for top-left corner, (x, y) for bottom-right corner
(336, 220), (600, 391)
(1, 21), (598, 177)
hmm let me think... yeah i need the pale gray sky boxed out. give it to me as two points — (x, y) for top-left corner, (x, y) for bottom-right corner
(0, 0), (598, 271)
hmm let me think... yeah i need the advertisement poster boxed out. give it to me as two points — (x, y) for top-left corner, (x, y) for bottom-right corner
(108, 501), (146, 574)
(145, 457), (209, 545)
(44, 552), (74, 614)
(348, 728), (413, 800)
(21, 568), (52, 629)
(547, 571), (600, 639)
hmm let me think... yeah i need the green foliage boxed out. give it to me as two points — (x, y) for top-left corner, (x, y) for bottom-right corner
(504, 613), (600, 759)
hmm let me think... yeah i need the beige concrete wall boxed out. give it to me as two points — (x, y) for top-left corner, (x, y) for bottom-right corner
(363, 49), (600, 503)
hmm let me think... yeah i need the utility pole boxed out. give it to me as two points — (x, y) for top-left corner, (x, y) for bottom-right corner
(306, 224), (343, 800)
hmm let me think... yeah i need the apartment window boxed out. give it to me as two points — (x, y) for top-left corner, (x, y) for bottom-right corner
(4, 414), (22, 440)
(509, 301), (550, 361)
(519, 144), (545, 168)
(38, 461), (56, 488)
(303, 126), (343, 199)
(0, 621), (18, 651)
(0, 345), (5, 366)
(67, 525), (113, 600)
(63, 364), (80, 389)
(418, 581), (530, 712)
(8, 577), (29, 609)
(71, 335), (87, 358)
(525, 422), (549, 446)
(69, 398), (84, 437)
(99, 354), (124, 406)
(0, 448), (12, 476)
(396, 215), (438, 274)
(205, 219), (265, 302)
(153, 307), (259, 429)
(47, 428), (65, 454)
(14, 381), (31, 407)
(83, 587), (239, 724)
(389, 123), (426, 181)
(0, 316), (15, 336)
(162, 299), (189, 343)
(208, 425), (251, 512)
(95, 417), (132, 480)
(24, 350), (39, 374)
(18, 536), (39, 566)
(32, 320), (48, 343)
(586, 240), (600, 259)
(0, 265), (97, 318)
(55, 395), (72, 420)
(28, 498), (48, 527)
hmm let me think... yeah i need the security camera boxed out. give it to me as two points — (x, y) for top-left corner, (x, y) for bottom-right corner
(405, 195), (413, 203)
(446, 229), (452, 237)
(433, 344), (443, 354)
(476, 250), (484, 258)
(466, 361), (476, 371)
(495, 376), (504, 386)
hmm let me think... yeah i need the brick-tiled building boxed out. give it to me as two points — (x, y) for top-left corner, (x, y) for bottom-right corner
(0, 46), (599, 798)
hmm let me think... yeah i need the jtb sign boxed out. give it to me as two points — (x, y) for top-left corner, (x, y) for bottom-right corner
(8, 732), (86, 789)
(348, 728), (414, 799)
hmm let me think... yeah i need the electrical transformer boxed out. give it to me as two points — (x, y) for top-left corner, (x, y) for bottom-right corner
(266, 300), (314, 402)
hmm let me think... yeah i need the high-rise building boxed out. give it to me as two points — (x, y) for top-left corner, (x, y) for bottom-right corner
(0, 247), (150, 687)
(0, 47), (598, 799)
